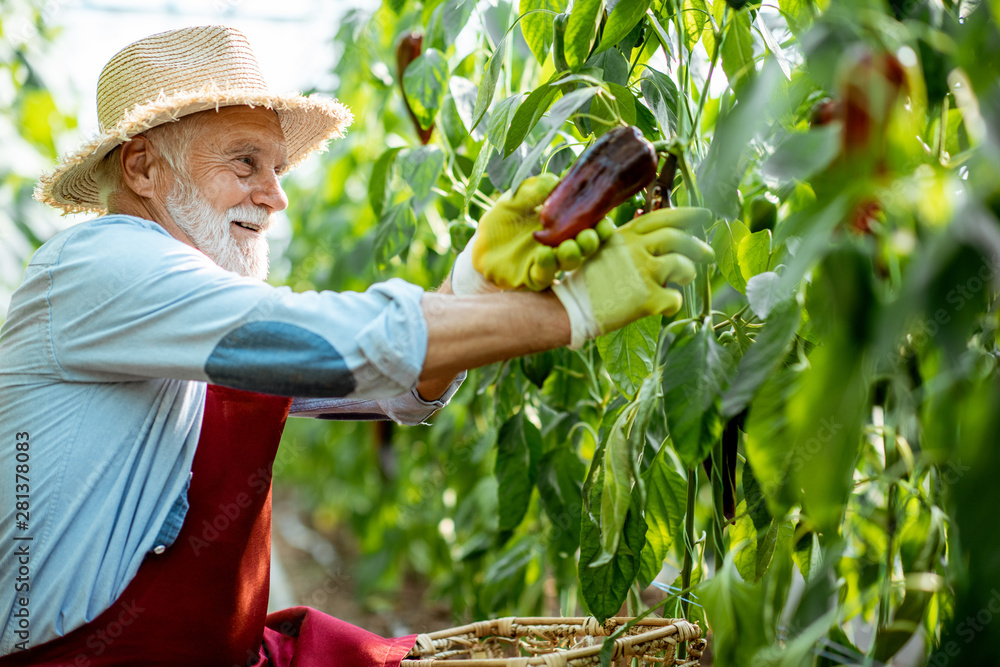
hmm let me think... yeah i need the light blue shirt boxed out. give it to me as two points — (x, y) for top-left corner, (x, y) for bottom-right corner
(0, 215), (462, 654)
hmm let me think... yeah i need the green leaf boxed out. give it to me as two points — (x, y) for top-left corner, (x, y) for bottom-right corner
(596, 315), (659, 398)
(662, 325), (735, 467)
(711, 219), (751, 294)
(18, 89), (59, 155)
(699, 557), (770, 665)
(374, 202), (417, 268)
(730, 500), (758, 579)
(504, 82), (561, 158)
(440, 93), (470, 148)
(537, 447), (586, 556)
(731, 501), (782, 583)
(872, 589), (935, 663)
(721, 298), (800, 418)
(639, 68), (680, 136)
(564, 0), (605, 69)
(488, 145), (527, 191)
(597, 0), (652, 52)
(743, 367), (801, 518)
(638, 451), (687, 588)
(400, 146), (445, 200)
(595, 405), (637, 565)
(520, 0), (565, 64)
(585, 48), (630, 86)
(762, 124), (841, 186)
(787, 341), (867, 533)
(579, 478), (646, 622)
(481, 534), (539, 609)
(778, 0), (813, 37)
(589, 83), (636, 137)
(487, 94), (525, 151)
(368, 147), (403, 219)
(496, 361), (528, 425)
(698, 63), (786, 220)
(745, 271), (783, 320)
(448, 76), (480, 136)
(681, 0), (711, 51)
(509, 86), (599, 193)
(495, 412), (543, 532)
(522, 350), (556, 388)
(402, 48), (450, 130)
(387, 0), (408, 15)
(426, 0), (477, 51)
(755, 11), (791, 80)
(720, 7), (756, 92)
(463, 141), (491, 212)
(742, 461), (772, 533)
(737, 229), (771, 283)
(793, 529), (819, 580)
(643, 9), (672, 61)
(700, 0), (725, 58)
(472, 31), (511, 131)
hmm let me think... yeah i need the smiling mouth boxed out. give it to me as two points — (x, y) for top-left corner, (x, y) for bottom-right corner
(232, 220), (262, 233)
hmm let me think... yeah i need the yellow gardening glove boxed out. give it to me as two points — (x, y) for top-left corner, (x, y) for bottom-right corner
(552, 207), (715, 348)
(468, 174), (607, 291)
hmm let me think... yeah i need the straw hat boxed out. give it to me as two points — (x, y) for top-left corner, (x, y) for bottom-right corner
(35, 25), (354, 214)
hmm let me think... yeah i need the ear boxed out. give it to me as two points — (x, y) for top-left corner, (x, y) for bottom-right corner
(120, 135), (171, 199)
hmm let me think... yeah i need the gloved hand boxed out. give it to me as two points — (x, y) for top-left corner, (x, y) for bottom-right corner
(552, 207), (715, 348)
(450, 174), (609, 295)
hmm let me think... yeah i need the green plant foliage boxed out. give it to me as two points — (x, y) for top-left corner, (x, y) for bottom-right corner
(637, 450), (686, 588)
(402, 49), (450, 130)
(563, 0), (604, 69)
(519, 0), (564, 64)
(579, 478), (646, 622)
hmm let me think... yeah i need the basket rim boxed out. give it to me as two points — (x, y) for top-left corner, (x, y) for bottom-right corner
(402, 616), (702, 666)
(411, 616), (693, 642)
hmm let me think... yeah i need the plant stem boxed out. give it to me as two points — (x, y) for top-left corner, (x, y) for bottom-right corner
(710, 440), (727, 570)
(670, 10), (698, 134)
(692, 12), (724, 138)
(878, 424), (899, 634)
(681, 466), (698, 621)
(675, 151), (703, 208)
(571, 112), (620, 128)
(700, 265), (712, 319)
(937, 94), (950, 165)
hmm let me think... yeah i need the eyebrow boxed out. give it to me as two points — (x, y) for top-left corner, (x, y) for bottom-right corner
(224, 142), (290, 174)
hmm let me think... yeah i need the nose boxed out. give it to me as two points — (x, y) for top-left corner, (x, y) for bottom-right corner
(251, 170), (288, 213)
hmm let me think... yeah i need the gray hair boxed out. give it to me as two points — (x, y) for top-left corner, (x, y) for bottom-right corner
(95, 114), (202, 213)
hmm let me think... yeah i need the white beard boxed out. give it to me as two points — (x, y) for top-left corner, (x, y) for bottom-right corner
(165, 175), (272, 281)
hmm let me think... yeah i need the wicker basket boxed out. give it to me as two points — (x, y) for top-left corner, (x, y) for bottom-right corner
(401, 616), (704, 666)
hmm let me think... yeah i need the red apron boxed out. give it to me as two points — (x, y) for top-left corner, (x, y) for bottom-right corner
(0, 385), (416, 667)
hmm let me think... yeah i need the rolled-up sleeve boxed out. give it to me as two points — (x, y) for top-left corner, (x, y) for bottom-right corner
(352, 279), (428, 395)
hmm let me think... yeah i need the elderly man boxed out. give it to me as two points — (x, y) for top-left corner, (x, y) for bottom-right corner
(0, 26), (712, 667)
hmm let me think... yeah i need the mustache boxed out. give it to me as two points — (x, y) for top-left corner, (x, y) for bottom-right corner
(228, 204), (272, 232)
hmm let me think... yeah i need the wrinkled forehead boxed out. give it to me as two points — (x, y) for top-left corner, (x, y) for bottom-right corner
(181, 105), (288, 162)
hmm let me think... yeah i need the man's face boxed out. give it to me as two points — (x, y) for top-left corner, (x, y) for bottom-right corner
(163, 106), (289, 280)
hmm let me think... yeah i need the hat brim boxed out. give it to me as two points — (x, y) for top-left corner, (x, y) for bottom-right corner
(35, 85), (353, 214)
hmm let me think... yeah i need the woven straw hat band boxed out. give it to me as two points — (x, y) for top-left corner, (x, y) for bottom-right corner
(96, 26), (269, 133)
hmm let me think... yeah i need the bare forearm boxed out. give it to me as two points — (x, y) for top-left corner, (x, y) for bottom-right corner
(415, 278), (459, 400)
(419, 290), (571, 381)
